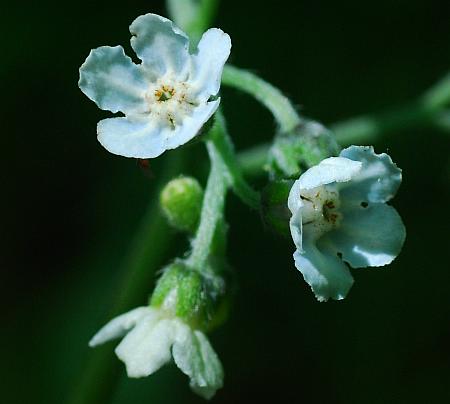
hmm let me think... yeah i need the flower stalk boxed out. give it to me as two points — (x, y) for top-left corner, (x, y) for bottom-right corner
(188, 112), (260, 269)
(222, 65), (302, 132)
(233, 70), (450, 177)
(187, 138), (229, 270)
(210, 112), (261, 209)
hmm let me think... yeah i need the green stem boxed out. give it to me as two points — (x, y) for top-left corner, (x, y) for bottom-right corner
(235, 98), (438, 175)
(211, 112), (260, 209)
(222, 65), (302, 133)
(237, 98), (436, 171)
(235, 71), (450, 173)
(187, 139), (229, 269)
(235, 98), (443, 172)
(188, 112), (261, 269)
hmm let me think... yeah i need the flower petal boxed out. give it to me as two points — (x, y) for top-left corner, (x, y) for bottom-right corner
(326, 203), (406, 268)
(97, 117), (167, 158)
(189, 28), (231, 98)
(294, 241), (354, 302)
(97, 98), (218, 158)
(172, 327), (224, 399)
(130, 13), (190, 78)
(79, 46), (147, 114)
(165, 99), (220, 150)
(339, 146), (402, 203)
(298, 157), (362, 190)
(115, 317), (175, 378)
(288, 180), (304, 250)
(287, 178), (302, 214)
(88, 307), (153, 347)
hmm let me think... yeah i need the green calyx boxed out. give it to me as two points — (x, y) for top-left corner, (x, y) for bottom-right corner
(264, 120), (339, 235)
(268, 120), (341, 180)
(160, 176), (204, 233)
(150, 261), (227, 331)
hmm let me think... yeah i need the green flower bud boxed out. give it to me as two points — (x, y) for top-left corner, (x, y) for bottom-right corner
(160, 176), (204, 233)
(261, 180), (293, 236)
(150, 261), (227, 331)
(268, 120), (341, 179)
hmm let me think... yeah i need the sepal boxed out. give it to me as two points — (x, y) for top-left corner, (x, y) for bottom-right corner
(268, 120), (340, 179)
(150, 261), (227, 331)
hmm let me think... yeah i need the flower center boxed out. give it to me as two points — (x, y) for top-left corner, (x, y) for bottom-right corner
(145, 78), (198, 130)
(300, 186), (341, 238)
(322, 200), (339, 225)
(155, 85), (175, 102)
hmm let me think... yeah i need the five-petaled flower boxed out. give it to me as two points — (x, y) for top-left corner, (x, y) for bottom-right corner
(79, 13), (231, 158)
(288, 146), (406, 302)
(89, 306), (223, 399)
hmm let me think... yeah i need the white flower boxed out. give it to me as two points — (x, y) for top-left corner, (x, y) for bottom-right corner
(89, 306), (223, 399)
(288, 146), (406, 302)
(79, 13), (231, 158)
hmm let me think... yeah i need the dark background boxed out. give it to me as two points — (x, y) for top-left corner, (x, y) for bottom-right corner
(1, 0), (449, 403)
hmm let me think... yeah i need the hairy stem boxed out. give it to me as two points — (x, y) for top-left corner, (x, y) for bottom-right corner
(222, 65), (302, 133)
(235, 98), (439, 175)
(188, 111), (261, 269)
(187, 140), (229, 270)
(211, 112), (260, 209)
(235, 71), (450, 174)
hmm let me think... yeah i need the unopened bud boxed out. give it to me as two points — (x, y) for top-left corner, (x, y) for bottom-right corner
(160, 176), (204, 233)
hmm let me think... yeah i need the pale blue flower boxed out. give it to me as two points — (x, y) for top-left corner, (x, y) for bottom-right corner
(79, 13), (231, 158)
(90, 306), (223, 399)
(288, 146), (406, 302)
